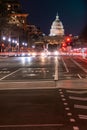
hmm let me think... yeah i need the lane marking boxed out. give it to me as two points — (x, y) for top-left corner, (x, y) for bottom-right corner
(70, 118), (75, 122)
(77, 74), (82, 79)
(54, 57), (58, 81)
(0, 68), (21, 81)
(71, 58), (87, 73)
(69, 96), (87, 101)
(0, 81), (55, 90)
(65, 107), (70, 110)
(59, 89), (62, 91)
(25, 74), (36, 76)
(64, 102), (68, 106)
(67, 113), (72, 116)
(78, 114), (87, 120)
(61, 95), (65, 97)
(59, 92), (63, 94)
(61, 57), (69, 73)
(74, 104), (87, 109)
(0, 123), (64, 128)
(73, 126), (79, 130)
(59, 88), (79, 130)
(62, 98), (66, 101)
(67, 90), (87, 94)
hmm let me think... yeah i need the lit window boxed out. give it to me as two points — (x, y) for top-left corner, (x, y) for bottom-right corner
(23, 20), (25, 23)
(8, 4), (11, 7)
(7, 8), (10, 10)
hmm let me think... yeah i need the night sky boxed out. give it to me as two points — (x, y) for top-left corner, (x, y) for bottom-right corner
(19, 0), (87, 36)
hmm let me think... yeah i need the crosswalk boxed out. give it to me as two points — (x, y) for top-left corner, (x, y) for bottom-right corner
(66, 89), (87, 128)
(59, 89), (87, 130)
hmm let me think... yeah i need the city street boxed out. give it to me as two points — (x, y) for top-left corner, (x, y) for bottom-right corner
(0, 56), (87, 81)
(0, 0), (87, 130)
(0, 55), (87, 130)
(0, 55), (87, 81)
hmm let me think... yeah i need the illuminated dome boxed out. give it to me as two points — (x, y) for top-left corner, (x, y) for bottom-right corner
(49, 13), (64, 36)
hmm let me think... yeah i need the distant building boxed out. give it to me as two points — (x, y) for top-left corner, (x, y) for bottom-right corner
(0, 0), (44, 50)
(0, 0), (22, 14)
(0, 0), (29, 47)
(0, 0), (28, 29)
(27, 25), (42, 35)
(49, 13), (64, 36)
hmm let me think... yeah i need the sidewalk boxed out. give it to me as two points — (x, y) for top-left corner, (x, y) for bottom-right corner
(0, 79), (87, 90)
(56, 79), (87, 89)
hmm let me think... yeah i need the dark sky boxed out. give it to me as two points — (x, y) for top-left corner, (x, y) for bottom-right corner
(19, 0), (87, 36)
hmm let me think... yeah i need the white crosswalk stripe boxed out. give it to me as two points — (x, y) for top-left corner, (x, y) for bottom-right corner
(78, 114), (87, 120)
(69, 96), (87, 101)
(74, 104), (87, 109)
(67, 90), (87, 94)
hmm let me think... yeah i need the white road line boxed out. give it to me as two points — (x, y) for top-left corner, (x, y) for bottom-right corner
(0, 123), (64, 128)
(0, 81), (56, 90)
(73, 126), (79, 130)
(61, 57), (69, 73)
(78, 114), (87, 120)
(59, 89), (62, 91)
(74, 104), (87, 109)
(71, 58), (87, 73)
(70, 118), (75, 122)
(62, 98), (66, 101)
(69, 96), (87, 101)
(64, 102), (68, 105)
(67, 113), (72, 116)
(61, 95), (65, 97)
(59, 92), (63, 94)
(77, 74), (82, 79)
(65, 107), (70, 110)
(54, 57), (58, 81)
(26, 74), (36, 76)
(0, 68), (21, 81)
(67, 90), (87, 94)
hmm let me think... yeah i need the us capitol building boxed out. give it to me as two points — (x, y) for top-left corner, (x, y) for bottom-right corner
(44, 13), (64, 47)
(49, 13), (64, 36)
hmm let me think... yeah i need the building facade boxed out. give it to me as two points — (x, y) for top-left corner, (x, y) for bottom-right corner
(0, 0), (29, 52)
(49, 13), (64, 36)
(0, 0), (28, 28)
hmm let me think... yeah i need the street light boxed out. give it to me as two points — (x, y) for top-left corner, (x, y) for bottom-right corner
(8, 38), (11, 42)
(17, 42), (19, 52)
(2, 36), (6, 41)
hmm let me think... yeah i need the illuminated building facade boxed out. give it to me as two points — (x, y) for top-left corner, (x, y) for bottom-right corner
(0, 0), (29, 52)
(49, 13), (64, 36)
(0, 0), (28, 29)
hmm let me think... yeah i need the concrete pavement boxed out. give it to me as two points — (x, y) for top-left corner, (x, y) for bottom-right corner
(0, 79), (87, 90)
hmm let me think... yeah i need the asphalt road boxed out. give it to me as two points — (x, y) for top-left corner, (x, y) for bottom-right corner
(0, 88), (87, 130)
(0, 55), (87, 130)
(0, 55), (87, 81)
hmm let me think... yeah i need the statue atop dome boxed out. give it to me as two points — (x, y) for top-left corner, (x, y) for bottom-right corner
(49, 13), (64, 36)
(56, 12), (59, 20)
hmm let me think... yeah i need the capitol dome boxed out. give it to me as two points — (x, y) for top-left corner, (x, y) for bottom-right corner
(49, 13), (64, 36)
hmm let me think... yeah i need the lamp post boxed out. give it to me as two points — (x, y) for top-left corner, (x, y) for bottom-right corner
(17, 42), (19, 52)
(2, 36), (6, 52)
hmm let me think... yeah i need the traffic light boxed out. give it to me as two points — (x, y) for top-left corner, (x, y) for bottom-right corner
(66, 37), (71, 42)
(65, 36), (71, 42)
(62, 42), (67, 47)
(65, 36), (72, 46)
